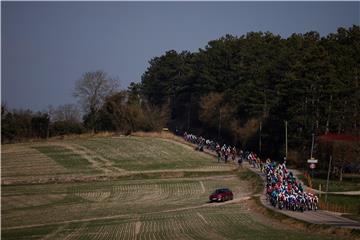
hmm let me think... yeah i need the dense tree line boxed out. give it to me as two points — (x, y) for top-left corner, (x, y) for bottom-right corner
(76, 73), (169, 134)
(2, 26), (359, 171)
(140, 26), (360, 165)
(1, 104), (84, 143)
(1, 73), (168, 142)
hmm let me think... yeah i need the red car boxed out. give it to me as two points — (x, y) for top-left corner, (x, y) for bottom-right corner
(209, 188), (233, 202)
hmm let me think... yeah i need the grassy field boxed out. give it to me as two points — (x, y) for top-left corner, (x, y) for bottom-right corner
(311, 178), (360, 192)
(73, 137), (217, 171)
(2, 177), (339, 240)
(298, 174), (360, 192)
(2, 175), (253, 228)
(2, 204), (339, 240)
(2, 136), (223, 181)
(1, 135), (351, 240)
(318, 194), (360, 215)
(33, 145), (97, 172)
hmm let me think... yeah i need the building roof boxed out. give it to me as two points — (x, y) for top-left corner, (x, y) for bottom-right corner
(318, 133), (360, 142)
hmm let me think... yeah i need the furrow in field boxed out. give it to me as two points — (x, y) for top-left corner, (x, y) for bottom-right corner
(116, 222), (126, 239)
(52, 142), (123, 174)
(2, 145), (69, 177)
(61, 223), (87, 240)
(135, 220), (142, 240)
(172, 215), (193, 240)
(2, 194), (66, 211)
(75, 191), (111, 202)
(41, 224), (68, 240)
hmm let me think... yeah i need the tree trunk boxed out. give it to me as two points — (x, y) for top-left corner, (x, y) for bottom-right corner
(315, 97), (320, 131)
(354, 70), (359, 132)
(187, 94), (192, 131)
(354, 103), (358, 131)
(325, 95), (333, 134)
(338, 123), (342, 134)
(263, 91), (267, 118)
(339, 165), (343, 182)
(304, 96), (308, 128)
(338, 100), (347, 134)
(311, 85), (315, 131)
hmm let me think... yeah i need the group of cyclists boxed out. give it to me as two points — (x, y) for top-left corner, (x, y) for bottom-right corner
(183, 132), (265, 167)
(184, 132), (244, 164)
(265, 162), (319, 212)
(182, 131), (319, 212)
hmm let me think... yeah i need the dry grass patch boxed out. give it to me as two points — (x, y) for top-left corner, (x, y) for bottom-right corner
(1, 144), (69, 178)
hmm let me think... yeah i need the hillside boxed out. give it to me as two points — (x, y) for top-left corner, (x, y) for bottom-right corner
(1, 136), (345, 240)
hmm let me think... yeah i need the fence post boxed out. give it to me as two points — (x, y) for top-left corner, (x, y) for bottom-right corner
(325, 155), (332, 203)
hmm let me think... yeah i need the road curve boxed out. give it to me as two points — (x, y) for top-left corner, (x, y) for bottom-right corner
(155, 139), (360, 229)
(245, 162), (360, 229)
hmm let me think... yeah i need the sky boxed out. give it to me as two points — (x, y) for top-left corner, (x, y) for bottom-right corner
(2, 1), (359, 111)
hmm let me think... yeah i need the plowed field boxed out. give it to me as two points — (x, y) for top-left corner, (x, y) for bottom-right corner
(1, 136), (339, 240)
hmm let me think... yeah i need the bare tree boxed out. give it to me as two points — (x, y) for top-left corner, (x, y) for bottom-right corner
(52, 104), (81, 122)
(73, 70), (119, 132)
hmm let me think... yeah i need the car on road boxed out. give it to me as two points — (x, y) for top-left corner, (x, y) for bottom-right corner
(209, 188), (233, 202)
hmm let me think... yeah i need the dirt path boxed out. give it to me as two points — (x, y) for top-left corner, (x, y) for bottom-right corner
(2, 138), (236, 186)
(53, 142), (125, 174)
(244, 162), (360, 229)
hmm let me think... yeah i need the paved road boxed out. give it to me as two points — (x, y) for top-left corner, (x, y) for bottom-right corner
(181, 142), (360, 228)
(244, 162), (360, 229)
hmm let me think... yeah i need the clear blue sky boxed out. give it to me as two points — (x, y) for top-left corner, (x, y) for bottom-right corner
(2, 1), (359, 111)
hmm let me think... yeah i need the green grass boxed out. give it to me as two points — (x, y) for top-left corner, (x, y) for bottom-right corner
(32, 145), (94, 172)
(2, 225), (57, 240)
(299, 175), (360, 192)
(237, 168), (264, 194)
(2, 136), (225, 179)
(319, 194), (360, 215)
(75, 137), (217, 171)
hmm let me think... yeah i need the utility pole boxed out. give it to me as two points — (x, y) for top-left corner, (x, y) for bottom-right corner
(259, 121), (262, 155)
(285, 120), (288, 161)
(46, 117), (50, 140)
(310, 133), (315, 159)
(187, 94), (191, 131)
(325, 155), (332, 203)
(187, 107), (191, 131)
(218, 108), (222, 141)
(46, 109), (50, 140)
